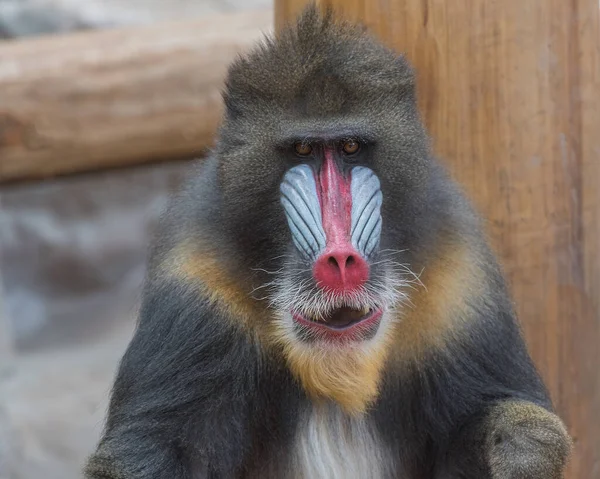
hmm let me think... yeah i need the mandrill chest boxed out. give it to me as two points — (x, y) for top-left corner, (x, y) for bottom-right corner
(290, 405), (395, 479)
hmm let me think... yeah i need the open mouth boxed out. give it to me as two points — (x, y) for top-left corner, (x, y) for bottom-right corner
(292, 306), (383, 340)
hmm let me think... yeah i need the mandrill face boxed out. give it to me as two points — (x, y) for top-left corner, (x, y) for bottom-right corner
(214, 12), (436, 409)
(278, 140), (392, 342)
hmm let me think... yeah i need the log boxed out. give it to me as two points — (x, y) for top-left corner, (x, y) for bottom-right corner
(0, 10), (272, 183)
(277, 2), (600, 478)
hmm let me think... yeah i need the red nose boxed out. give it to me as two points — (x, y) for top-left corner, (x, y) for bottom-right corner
(313, 248), (369, 293)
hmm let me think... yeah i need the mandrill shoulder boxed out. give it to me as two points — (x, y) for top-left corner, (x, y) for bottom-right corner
(392, 161), (512, 346)
(384, 157), (546, 386)
(144, 157), (277, 338)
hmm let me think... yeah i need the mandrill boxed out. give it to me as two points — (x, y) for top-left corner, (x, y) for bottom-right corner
(85, 6), (572, 479)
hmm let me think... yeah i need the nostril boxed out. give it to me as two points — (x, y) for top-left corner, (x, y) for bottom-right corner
(326, 254), (357, 272)
(327, 256), (339, 269)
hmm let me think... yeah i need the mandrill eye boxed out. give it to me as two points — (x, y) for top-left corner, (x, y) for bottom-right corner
(294, 142), (312, 156)
(342, 139), (360, 155)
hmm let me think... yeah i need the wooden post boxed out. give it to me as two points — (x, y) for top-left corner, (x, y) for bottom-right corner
(277, 1), (599, 477)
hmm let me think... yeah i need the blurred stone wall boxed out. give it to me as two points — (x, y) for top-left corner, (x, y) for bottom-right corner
(0, 1), (271, 478)
(0, 162), (188, 351)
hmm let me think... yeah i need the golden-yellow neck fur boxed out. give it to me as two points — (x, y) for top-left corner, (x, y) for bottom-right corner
(160, 238), (485, 415)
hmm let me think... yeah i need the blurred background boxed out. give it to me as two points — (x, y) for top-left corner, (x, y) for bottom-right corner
(0, 1), (270, 478)
(0, 1), (598, 479)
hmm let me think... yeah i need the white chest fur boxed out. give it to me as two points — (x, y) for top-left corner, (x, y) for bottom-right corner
(292, 405), (394, 479)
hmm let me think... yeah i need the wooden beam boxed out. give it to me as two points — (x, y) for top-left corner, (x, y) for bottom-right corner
(0, 10), (272, 183)
(277, 1), (600, 478)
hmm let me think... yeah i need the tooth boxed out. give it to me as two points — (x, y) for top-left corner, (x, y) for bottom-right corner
(361, 306), (370, 315)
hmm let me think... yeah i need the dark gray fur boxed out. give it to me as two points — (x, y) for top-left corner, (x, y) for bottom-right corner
(84, 6), (571, 479)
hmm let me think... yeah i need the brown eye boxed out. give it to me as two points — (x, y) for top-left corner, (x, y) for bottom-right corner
(342, 139), (360, 155)
(294, 142), (312, 156)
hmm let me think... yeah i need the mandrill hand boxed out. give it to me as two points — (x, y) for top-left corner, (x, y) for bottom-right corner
(440, 400), (572, 479)
(484, 401), (571, 479)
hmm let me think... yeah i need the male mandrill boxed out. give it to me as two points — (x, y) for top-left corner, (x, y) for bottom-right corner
(85, 7), (572, 479)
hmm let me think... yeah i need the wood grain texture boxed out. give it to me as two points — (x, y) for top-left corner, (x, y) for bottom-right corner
(277, 1), (600, 477)
(0, 10), (272, 183)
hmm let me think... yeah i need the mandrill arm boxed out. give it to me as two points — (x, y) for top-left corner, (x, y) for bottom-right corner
(386, 232), (573, 479)
(83, 275), (262, 479)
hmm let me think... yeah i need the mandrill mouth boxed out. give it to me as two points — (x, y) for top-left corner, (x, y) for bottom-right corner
(292, 305), (383, 341)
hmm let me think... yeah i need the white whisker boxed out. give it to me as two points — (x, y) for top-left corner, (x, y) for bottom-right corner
(249, 252), (426, 328)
